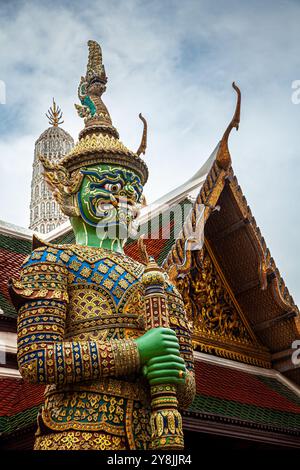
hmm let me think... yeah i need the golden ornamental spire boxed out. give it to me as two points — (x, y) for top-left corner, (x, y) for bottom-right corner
(136, 113), (148, 156)
(75, 40), (113, 139)
(65, 40), (149, 184)
(216, 82), (241, 170)
(46, 99), (64, 127)
(87, 40), (107, 83)
(39, 39), (149, 213)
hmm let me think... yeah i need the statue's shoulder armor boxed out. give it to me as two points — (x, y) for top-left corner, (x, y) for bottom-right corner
(9, 235), (70, 309)
(32, 234), (73, 254)
(19, 235), (74, 269)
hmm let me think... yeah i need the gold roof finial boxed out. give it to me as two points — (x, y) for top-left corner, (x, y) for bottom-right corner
(136, 113), (148, 156)
(46, 98), (64, 127)
(216, 82), (241, 170)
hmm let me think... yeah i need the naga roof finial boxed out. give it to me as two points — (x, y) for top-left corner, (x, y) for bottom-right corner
(136, 113), (148, 156)
(46, 98), (64, 127)
(216, 82), (241, 170)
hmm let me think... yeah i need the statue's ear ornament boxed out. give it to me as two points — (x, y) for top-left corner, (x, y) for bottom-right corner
(38, 155), (83, 217)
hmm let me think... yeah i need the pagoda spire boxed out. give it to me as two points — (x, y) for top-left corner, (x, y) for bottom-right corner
(46, 98), (64, 127)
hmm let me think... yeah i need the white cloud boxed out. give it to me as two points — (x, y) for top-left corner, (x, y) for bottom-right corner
(0, 0), (299, 304)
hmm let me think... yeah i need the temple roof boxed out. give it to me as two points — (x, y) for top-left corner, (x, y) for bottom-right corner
(0, 377), (44, 440)
(0, 225), (32, 319)
(162, 152), (300, 382)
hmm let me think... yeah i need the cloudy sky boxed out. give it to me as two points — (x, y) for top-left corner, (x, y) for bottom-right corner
(0, 0), (299, 303)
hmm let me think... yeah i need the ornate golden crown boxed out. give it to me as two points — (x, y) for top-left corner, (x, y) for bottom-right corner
(40, 40), (148, 216)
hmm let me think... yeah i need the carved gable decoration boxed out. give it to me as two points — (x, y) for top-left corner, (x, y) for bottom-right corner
(175, 241), (270, 368)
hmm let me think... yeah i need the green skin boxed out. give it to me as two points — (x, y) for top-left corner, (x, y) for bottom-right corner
(70, 163), (186, 386)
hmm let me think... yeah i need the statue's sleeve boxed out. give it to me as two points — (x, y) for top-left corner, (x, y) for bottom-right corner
(167, 284), (196, 410)
(9, 248), (140, 385)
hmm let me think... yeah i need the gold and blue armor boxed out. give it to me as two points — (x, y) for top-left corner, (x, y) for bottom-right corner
(10, 241), (195, 450)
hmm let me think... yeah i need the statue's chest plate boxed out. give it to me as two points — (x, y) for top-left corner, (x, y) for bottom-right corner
(63, 250), (146, 341)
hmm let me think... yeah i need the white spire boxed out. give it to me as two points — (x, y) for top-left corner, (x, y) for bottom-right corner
(29, 102), (74, 234)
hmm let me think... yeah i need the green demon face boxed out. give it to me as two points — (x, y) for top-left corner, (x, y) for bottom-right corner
(77, 164), (143, 236)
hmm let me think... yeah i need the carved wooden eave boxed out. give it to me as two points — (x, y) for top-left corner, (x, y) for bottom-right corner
(223, 170), (300, 383)
(163, 83), (300, 383)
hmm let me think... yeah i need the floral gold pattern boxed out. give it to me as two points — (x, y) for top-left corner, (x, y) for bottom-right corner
(10, 240), (195, 450)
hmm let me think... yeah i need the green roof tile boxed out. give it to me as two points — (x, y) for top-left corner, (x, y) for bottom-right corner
(189, 394), (300, 431)
(0, 234), (32, 255)
(0, 406), (39, 434)
(0, 292), (16, 318)
(257, 376), (300, 407)
(52, 230), (75, 245)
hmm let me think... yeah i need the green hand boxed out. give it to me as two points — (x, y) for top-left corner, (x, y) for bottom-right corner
(143, 355), (187, 385)
(135, 327), (180, 366)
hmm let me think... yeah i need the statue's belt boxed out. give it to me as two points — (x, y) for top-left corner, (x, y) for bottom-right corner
(45, 377), (149, 402)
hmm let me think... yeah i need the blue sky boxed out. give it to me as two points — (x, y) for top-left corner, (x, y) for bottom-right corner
(0, 0), (300, 304)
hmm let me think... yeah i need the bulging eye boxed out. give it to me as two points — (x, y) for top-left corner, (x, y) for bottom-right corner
(104, 183), (122, 193)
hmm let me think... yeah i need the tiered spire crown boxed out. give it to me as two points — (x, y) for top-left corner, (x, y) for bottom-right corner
(58, 40), (149, 185)
(39, 40), (149, 218)
(75, 40), (116, 139)
(46, 99), (64, 127)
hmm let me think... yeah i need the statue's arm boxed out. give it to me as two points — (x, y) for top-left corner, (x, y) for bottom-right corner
(10, 253), (140, 385)
(137, 283), (196, 408)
